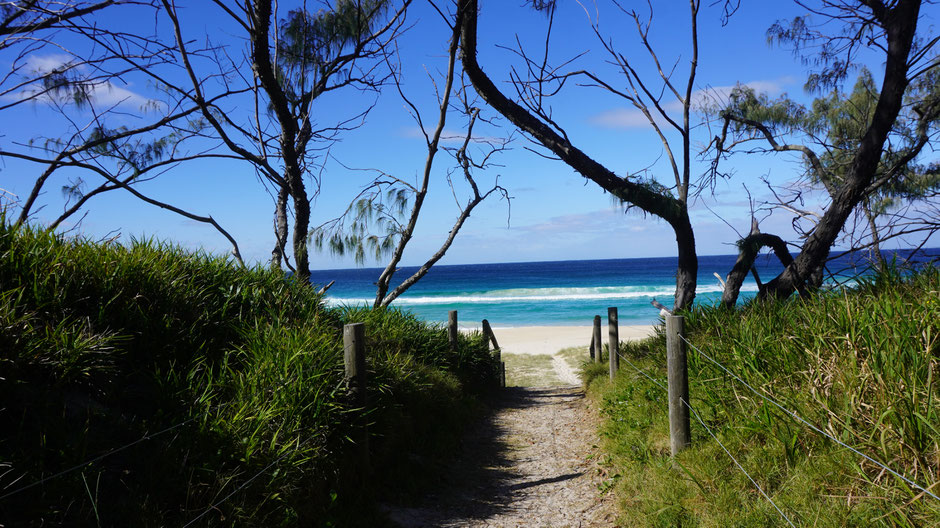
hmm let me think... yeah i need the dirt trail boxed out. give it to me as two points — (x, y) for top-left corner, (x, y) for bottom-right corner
(552, 354), (580, 385)
(385, 386), (618, 528)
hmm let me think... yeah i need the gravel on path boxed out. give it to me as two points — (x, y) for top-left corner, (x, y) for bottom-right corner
(384, 386), (619, 528)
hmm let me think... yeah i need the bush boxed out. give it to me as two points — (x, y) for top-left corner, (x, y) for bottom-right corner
(0, 221), (499, 526)
(588, 265), (940, 527)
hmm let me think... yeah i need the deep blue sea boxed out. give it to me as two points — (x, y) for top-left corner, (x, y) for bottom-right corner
(309, 249), (939, 327)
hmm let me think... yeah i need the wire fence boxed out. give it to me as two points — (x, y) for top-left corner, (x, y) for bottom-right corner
(0, 377), (303, 524)
(614, 347), (795, 525)
(0, 417), (197, 502)
(677, 333), (940, 503)
(2, 314), (488, 525)
(1, 405), (317, 525)
(684, 395), (797, 526)
(614, 350), (665, 391)
(181, 433), (316, 527)
(602, 305), (940, 526)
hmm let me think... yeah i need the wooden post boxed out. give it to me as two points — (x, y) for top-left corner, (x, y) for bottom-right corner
(666, 315), (691, 455)
(448, 310), (458, 351)
(589, 334), (595, 361)
(343, 322), (369, 468)
(483, 319), (503, 388)
(482, 319), (500, 359)
(343, 323), (366, 403)
(593, 315), (602, 364)
(608, 307), (619, 381)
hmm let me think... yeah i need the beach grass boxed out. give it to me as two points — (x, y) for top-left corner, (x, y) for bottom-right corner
(586, 264), (940, 527)
(558, 345), (591, 372)
(502, 352), (559, 386)
(0, 219), (499, 526)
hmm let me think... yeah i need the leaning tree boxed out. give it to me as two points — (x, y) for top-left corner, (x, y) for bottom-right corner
(457, 0), (719, 310)
(711, 69), (939, 306)
(711, 0), (939, 302)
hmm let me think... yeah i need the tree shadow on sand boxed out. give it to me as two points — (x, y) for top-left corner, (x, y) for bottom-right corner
(381, 386), (586, 527)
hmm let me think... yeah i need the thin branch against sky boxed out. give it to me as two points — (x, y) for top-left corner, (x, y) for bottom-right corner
(1, 0), (936, 267)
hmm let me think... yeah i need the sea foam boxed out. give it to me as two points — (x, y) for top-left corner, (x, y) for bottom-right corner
(325, 283), (758, 307)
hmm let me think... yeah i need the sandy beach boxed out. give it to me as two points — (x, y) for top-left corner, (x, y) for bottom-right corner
(464, 325), (656, 356)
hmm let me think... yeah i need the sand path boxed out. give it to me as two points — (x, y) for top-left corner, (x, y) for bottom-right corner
(551, 354), (579, 385)
(487, 325), (653, 387)
(384, 325), (653, 526)
(488, 325), (653, 355)
(385, 386), (619, 527)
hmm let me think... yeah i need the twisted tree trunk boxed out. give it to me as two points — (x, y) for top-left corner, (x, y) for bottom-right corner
(763, 0), (921, 299)
(457, 0), (698, 310)
(722, 232), (792, 308)
(271, 185), (289, 269)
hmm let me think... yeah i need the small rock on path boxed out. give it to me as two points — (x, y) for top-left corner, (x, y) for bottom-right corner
(385, 386), (618, 528)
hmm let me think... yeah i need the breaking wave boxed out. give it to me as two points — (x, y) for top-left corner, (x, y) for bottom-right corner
(325, 283), (756, 307)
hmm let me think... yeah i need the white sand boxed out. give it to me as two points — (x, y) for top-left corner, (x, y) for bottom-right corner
(465, 325), (656, 356)
(461, 324), (655, 386)
(552, 354), (580, 385)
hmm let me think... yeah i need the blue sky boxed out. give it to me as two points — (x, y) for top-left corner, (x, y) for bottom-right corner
(2, 1), (935, 269)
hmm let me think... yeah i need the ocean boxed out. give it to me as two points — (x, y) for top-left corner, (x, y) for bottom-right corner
(309, 249), (939, 328)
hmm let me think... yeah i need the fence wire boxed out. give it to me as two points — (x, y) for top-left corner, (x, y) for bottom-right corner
(679, 398), (796, 528)
(182, 433), (316, 527)
(615, 349), (795, 525)
(616, 351), (666, 391)
(679, 333), (940, 503)
(0, 382), (287, 504)
(0, 417), (197, 501)
(683, 398), (796, 526)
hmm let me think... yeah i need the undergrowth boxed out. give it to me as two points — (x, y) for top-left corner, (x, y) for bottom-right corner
(585, 265), (940, 527)
(0, 220), (498, 526)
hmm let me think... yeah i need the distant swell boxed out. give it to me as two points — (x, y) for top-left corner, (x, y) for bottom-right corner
(325, 283), (756, 307)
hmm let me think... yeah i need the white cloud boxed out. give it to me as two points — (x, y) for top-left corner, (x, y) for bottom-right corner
(84, 81), (153, 109)
(25, 54), (75, 74)
(10, 79), (154, 111)
(589, 77), (794, 130)
(398, 126), (505, 145)
(517, 206), (635, 236)
(448, 206), (680, 262)
(6, 54), (155, 111)
(589, 107), (661, 129)
(691, 77), (793, 108)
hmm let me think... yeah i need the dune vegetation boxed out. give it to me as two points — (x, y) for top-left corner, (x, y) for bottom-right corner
(585, 265), (940, 527)
(0, 219), (499, 526)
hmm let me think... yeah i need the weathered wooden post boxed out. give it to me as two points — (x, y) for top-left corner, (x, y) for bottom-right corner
(666, 315), (691, 455)
(482, 319), (504, 388)
(608, 307), (619, 381)
(593, 315), (602, 364)
(343, 322), (369, 468)
(482, 319), (499, 358)
(448, 310), (458, 351)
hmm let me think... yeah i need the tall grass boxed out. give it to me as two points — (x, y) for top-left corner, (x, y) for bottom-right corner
(586, 265), (940, 527)
(0, 220), (498, 526)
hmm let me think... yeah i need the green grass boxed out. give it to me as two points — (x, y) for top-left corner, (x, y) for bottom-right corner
(586, 265), (940, 527)
(558, 345), (591, 373)
(501, 352), (558, 386)
(0, 219), (499, 526)
(500, 346), (594, 387)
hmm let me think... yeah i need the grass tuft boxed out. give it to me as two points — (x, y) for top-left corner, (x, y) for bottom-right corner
(0, 220), (499, 526)
(588, 265), (940, 527)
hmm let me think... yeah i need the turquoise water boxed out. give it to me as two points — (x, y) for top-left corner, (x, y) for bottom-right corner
(309, 250), (938, 327)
